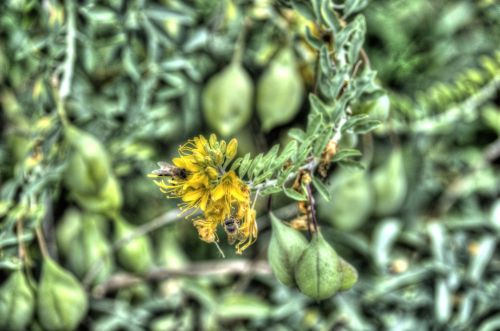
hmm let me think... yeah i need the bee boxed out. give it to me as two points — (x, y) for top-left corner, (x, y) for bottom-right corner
(223, 216), (242, 245)
(152, 161), (187, 179)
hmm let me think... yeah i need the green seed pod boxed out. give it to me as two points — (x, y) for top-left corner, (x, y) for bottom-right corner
(257, 48), (304, 132)
(57, 212), (113, 283)
(318, 169), (373, 231)
(0, 271), (35, 331)
(339, 258), (358, 291)
(37, 258), (88, 331)
(64, 125), (111, 195)
(372, 148), (407, 216)
(294, 233), (342, 300)
(202, 62), (253, 137)
(72, 175), (123, 214)
(114, 216), (154, 274)
(268, 212), (308, 287)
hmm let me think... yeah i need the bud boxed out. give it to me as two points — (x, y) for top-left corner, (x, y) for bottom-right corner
(339, 258), (358, 291)
(114, 216), (154, 274)
(372, 148), (407, 216)
(318, 169), (373, 231)
(202, 63), (253, 137)
(226, 138), (238, 161)
(268, 212), (308, 287)
(0, 271), (35, 331)
(294, 233), (342, 300)
(257, 48), (304, 131)
(37, 258), (88, 331)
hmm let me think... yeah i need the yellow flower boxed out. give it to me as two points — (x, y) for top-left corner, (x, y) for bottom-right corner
(151, 134), (258, 254)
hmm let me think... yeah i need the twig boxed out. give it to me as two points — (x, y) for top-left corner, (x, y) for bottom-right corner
(306, 184), (319, 232)
(35, 227), (50, 259)
(16, 218), (26, 261)
(60, 0), (76, 100)
(92, 259), (271, 297)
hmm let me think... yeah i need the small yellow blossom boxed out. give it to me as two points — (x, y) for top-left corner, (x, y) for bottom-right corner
(152, 135), (258, 254)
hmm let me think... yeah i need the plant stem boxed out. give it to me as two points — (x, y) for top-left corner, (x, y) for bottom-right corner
(35, 226), (50, 259)
(60, 0), (76, 100)
(306, 184), (318, 232)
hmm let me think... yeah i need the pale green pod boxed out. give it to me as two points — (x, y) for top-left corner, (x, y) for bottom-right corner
(352, 93), (390, 123)
(0, 271), (35, 331)
(268, 212), (308, 287)
(37, 258), (88, 331)
(202, 63), (253, 137)
(72, 175), (123, 214)
(318, 169), (373, 231)
(372, 148), (407, 216)
(64, 125), (111, 195)
(257, 48), (304, 131)
(114, 216), (154, 274)
(339, 258), (358, 291)
(294, 233), (342, 300)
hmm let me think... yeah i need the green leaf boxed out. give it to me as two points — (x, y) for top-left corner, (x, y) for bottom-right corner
(353, 120), (381, 134)
(248, 153), (264, 179)
(332, 148), (362, 162)
(343, 0), (369, 18)
(288, 128), (306, 142)
(339, 159), (365, 170)
(229, 157), (243, 171)
(312, 129), (332, 156)
(312, 176), (330, 201)
(309, 93), (329, 117)
(291, 0), (315, 21)
(342, 114), (369, 132)
(284, 188), (307, 201)
(261, 186), (282, 196)
(305, 26), (322, 50)
(238, 153), (252, 178)
(306, 112), (323, 136)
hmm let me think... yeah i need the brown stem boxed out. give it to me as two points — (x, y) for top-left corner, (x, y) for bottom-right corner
(306, 184), (318, 232)
(91, 260), (271, 297)
(35, 226), (50, 259)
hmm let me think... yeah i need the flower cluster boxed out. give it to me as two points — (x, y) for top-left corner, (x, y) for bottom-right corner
(152, 135), (257, 254)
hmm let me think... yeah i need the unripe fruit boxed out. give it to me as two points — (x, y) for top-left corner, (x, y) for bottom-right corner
(268, 212), (308, 287)
(72, 175), (123, 215)
(114, 216), (154, 274)
(372, 148), (407, 216)
(202, 63), (253, 137)
(64, 125), (110, 195)
(37, 258), (88, 331)
(339, 258), (358, 291)
(318, 169), (373, 231)
(0, 271), (35, 331)
(257, 48), (304, 131)
(352, 93), (391, 123)
(294, 233), (342, 300)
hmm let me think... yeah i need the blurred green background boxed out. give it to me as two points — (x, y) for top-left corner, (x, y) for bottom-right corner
(1, 0), (499, 330)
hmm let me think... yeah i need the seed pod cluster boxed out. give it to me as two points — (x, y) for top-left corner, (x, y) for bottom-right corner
(37, 258), (88, 331)
(63, 125), (122, 214)
(267, 213), (358, 300)
(0, 271), (35, 331)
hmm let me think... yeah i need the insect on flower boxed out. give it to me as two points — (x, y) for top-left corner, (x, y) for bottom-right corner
(151, 161), (188, 179)
(150, 134), (258, 254)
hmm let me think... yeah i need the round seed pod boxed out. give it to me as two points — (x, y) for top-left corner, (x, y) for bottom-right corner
(63, 125), (111, 196)
(268, 212), (308, 287)
(294, 233), (342, 300)
(202, 62), (253, 137)
(318, 169), (373, 231)
(372, 148), (407, 216)
(0, 271), (35, 331)
(114, 216), (154, 274)
(339, 258), (358, 291)
(257, 48), (304, 132)
(37, 258), (88, 331)
(57, 211), (113, 283)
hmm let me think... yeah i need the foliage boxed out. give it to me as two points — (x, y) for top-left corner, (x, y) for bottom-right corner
(0, 0), (499, 330)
